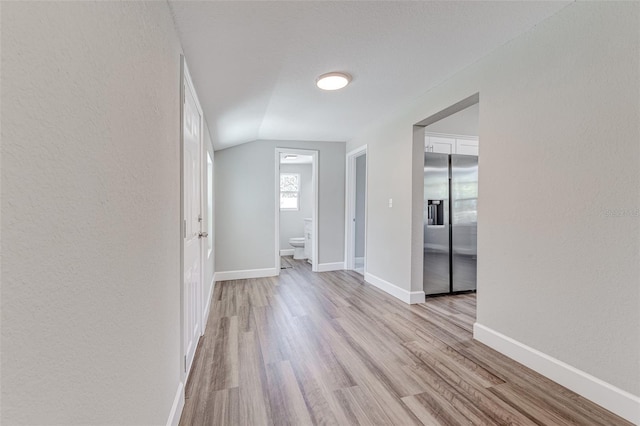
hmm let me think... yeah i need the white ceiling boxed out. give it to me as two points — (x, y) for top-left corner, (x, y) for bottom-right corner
(169, 1), (569, 151)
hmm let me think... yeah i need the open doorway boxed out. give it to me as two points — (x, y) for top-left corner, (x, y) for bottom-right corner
(345, 146), (367, 275)
(275, 148), (319, 273)
(413, 94), (479, 299)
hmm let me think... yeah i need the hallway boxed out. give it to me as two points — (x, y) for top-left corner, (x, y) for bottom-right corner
(180, 260), (629, 425)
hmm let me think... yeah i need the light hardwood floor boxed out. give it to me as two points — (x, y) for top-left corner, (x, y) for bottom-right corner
(179, 258), (630, 425)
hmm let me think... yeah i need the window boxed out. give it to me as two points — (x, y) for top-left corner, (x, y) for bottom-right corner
(280, 173), (300, 210)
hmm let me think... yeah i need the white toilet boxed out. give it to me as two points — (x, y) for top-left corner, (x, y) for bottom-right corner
(288, 237), (306, 260)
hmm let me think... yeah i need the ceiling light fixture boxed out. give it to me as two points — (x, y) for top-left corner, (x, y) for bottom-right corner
(316, 72), (351, 91)
(284, 155), (298, 160)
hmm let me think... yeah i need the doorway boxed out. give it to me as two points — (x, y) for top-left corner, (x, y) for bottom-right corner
(413, 94), (479, 299)
(345, 146), (367, 275)
(275, 148), (319, 273)
(181, 57), (206, 379)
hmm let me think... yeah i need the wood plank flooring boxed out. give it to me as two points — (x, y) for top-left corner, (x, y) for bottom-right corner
(179, 258), (631, 426)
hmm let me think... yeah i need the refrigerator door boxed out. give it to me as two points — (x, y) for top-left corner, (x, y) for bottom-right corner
(423, 153), (450, 295)
(451, 154), (478, 292)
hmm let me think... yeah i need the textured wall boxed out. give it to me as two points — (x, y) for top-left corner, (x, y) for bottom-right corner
(215, 140), (345, 271)
(2, 2), (184, 424)
(348, 1), (639, 397)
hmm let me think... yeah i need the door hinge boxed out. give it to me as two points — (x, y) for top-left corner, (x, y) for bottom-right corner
(184, 355), (187, 373)
(198, 214), (202, 223)
(183, 219), (187, 238)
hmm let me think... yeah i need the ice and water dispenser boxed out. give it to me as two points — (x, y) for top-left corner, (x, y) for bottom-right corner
(427, 200), (444, 226)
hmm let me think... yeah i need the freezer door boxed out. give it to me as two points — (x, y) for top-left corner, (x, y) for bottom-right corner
(451, 154), (478, 292)
(423, 153), (450, 295)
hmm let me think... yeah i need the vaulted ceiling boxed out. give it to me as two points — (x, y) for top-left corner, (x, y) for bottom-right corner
(169, 1), (569, 150)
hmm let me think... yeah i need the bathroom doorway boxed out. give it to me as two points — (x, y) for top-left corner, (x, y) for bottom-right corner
(275, 148), (319, 273)
(345, 146), (367, 275)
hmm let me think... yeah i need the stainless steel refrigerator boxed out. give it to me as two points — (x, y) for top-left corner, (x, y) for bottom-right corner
(423, 153), (478, 296)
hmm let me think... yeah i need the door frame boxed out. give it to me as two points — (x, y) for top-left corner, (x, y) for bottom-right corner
(413, 93), (479, 293)
(344, 145), (368, 272)
(180, 56), (205, 380)
(274, 148), (319, 273)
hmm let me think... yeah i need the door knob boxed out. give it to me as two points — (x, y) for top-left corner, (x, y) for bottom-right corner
(198, 232), (209, 238)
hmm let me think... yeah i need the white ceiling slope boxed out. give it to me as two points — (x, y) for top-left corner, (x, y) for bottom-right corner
(169, 1), (569, 151)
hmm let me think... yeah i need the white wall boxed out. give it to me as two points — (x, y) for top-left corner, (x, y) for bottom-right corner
(348, 0), (639, 410)
(279, 163), (312, 251)
(2, 2), (185, 424)
(424, 103), (479, 136)
(215, 140), (345, 272)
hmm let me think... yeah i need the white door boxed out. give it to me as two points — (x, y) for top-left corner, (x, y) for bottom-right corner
(345, 147), (367, 273)
(353, 154), (366, 274)
(183, 76), (202, 375)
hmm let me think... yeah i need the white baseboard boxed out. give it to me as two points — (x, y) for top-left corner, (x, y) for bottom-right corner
(355, 256), (364, 263)
(166, 381), (185, 426)
(408, 290), (426, 304)
(279, 249), (294, 256)
(214, 267), (278, 282)
(317, 262), (344, 272)
(364, 272), (425, 304)
(202, 276), (215, 334)
(473, 323), (640, 424)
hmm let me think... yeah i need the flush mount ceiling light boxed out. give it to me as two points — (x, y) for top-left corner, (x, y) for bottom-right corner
(284, 155), (298, 160)
(316, 72), (351, 91)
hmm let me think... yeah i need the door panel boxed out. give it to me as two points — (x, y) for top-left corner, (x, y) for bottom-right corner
(183, 80), (202, 375)
(423, 153), (450, 295)
(451, 154), (478, 292)
(354, 154), (366, 274)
